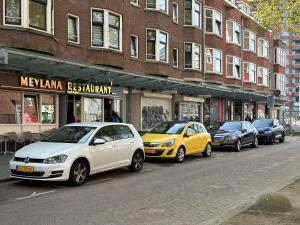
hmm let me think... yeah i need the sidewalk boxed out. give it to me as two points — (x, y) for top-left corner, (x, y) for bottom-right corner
(0, 154), (13, 182)
(222, 179), (300, 225)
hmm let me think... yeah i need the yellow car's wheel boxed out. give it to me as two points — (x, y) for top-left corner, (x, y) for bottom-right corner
(202, 143), (212, 157)
(175, 146), (185, 163)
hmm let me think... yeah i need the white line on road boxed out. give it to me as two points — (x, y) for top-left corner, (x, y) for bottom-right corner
(215, 154), (224, 157)
(86, 178), (113, 185)
(139, 168), (153, 173)
(16, 190), (56, 201)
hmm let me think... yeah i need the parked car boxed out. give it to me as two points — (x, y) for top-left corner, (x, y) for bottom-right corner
(10, 123), (144, 186)
(210, 121), (258, 151)
(142, 121), (212, 163)
(252, 119), (285, 144)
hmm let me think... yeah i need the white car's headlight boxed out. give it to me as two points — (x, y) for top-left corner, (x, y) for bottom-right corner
(43, 154), (68, 164)
(162, 139), (175, 147)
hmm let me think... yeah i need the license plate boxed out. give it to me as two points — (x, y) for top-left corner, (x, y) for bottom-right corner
(17, 166), (34, 173)
(212, 142), (221, 146)
(145, 149), (156, 154)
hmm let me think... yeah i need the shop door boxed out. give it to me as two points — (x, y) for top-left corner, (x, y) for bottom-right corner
(67, 95), (75, 124)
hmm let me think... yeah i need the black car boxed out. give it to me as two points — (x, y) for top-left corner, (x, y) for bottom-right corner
(210, 121), (258, 151)
(252, 119), (285, 144)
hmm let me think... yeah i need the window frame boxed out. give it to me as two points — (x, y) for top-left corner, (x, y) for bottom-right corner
(243, 62), (257, 83)
(243, 29), (256, 53)
(3, 0), (54, 34)
(184, 0), (202, 29)
(146, 0), (169, 14)
(130, 0), (139, 6)
(173, 48), (179, 68)
(146, 28), (169, 63)
(274, 47), (286, 67)
(226, 20), (241, 46)
(130, 34), (139, 59)
(258, 38), (269, 59)
(90, 8), (123, 52)
(258, 67), (270, 87)
(184, 42), (201, 71)
(67, 14), (80, 44)
(172, 2), (178, 23)
(226, 55), (241, 79)
(205, 48), (222, 75)
(205, 8), (222, 37)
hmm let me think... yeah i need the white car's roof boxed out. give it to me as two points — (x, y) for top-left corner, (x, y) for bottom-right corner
(65, 122), (131, 128)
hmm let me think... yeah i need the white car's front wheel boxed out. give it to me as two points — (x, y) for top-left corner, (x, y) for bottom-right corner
(128, 150), (144, 172)
(69, 159), (89, 186)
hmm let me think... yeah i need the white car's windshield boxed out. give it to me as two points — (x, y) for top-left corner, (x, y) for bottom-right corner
(41, 126), (97, 143)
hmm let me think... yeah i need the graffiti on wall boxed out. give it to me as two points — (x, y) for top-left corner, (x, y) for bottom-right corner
(142, 106), (170, 130)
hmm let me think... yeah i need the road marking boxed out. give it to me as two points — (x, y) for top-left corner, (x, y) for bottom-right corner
(86, 178), (113, 185)
(215, 154), (224, 157)
(16, 190), (56, 201)
(139, 168), (153, 173)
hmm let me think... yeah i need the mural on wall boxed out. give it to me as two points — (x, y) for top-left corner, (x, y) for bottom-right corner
(142, 106), (170, 130)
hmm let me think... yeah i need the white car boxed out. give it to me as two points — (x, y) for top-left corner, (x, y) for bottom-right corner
(10, 123), (145, 185)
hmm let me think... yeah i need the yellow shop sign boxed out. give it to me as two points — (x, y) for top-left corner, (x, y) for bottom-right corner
(67, 82), (112, 95)
(20, 76), (63, 90)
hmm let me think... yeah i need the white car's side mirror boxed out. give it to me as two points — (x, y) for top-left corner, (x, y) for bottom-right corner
(93, 138), (106, 145)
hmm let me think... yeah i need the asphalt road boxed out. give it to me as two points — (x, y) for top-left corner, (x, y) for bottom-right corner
(1, 137), (300, 225)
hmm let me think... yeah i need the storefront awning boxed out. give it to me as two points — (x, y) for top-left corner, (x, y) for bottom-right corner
(0, 48), (282, 102)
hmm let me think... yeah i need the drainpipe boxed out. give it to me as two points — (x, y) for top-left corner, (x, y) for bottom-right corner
(240, 15), (245, 119)
(202, 0), (206, 123)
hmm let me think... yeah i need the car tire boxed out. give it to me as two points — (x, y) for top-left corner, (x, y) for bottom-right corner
(202, 143), (212, 157)
(279, 132), (285, 143)
(68, 159), (89, 186)
(235, 139), (242, 152)
(269, 134), (275, 145)
(175, 147), (185, 163)
(128, 150), (144, 172)
(251, 136), (258, 148)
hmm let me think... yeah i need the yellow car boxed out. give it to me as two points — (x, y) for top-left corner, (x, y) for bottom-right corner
(142, 121), (212, 162)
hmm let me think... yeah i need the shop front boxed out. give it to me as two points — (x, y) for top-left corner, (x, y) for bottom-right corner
(0, 73), (61, 136)
(257, 103), (267, 119)
(244, 102), (255, 120)
(176, 96), (204, 122)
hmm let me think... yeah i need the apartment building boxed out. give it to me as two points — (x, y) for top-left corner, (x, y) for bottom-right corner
(0, 0), (286, 134)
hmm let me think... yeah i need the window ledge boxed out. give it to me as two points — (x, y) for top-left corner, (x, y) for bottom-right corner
(130, 3), (141, 8)
(243, 81), (257, 84)
(0, 25), (56, 40)
(88, 47), (124, 55)
(257, 84), (270, 88)
(205, 71), (222, 76)
(130, 56), (140, 61)
(257, 56), (270, 60)
(183, 25), (202, 31)
(184, 68), (202, 72)
(67, 42), (82, 48)
(205, 32), (223, 39)
(243, 49), (256, 54)
(145, 60), (169, 65)
(226, 41), (241, 47)
(226, 76), (241, 81)
(144, 8), (169, 16)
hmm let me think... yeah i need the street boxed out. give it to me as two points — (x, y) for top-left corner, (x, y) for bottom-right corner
(1, 137), (300, 225)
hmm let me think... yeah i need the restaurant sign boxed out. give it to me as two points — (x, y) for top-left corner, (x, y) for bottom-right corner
(20, 76), (63, 90)
(67, 82), (113, 95)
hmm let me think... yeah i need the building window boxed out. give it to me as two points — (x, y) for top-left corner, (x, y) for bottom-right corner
(173, 48), (178, 68)
(146, 0), (168, 13)
(91, 9), (122, 51)
(91, 9), (104, 47)
(146, 29), (169, 62)
(130, 0), (138, 6)
(227, 55), (241, 79)
(244, 30), (256, 53)
(226, 20), (241, 45)
(205, 8), (222, 36)
(4, 0), (53, 33)
(0, 91), (21, 124)
(258, 38), (269, 59)
(205, 48), (222, 74)
(258, 67), (270, 87)
(4, 0), (21, 25)
(68, 15), (79, 44)
(130, 35), (138, 58)
(173, 2), (178, 23)
(185, 42), (201, 70)
(184, 0), (201, 28)
(237, 2), (251, 15)
(275, 47), (286, 67)
(244, 62), (256, 83)
(275, 73), (285, 91)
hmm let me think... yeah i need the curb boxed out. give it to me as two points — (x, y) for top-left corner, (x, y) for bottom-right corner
(203, 174), (300, 225)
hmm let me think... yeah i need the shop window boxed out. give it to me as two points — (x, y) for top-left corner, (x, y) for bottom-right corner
(0, 91), (21, 124)
(227, 55), (241, 79)
(84, 98), (103, 122)
(68, 15), (80, 44)
(184, 42), (201, 70)
(4, 0), (53, 33)
(226, 20), (241, 45)
(146, 29), (169, 63)
(4, 0), (21, 25)
(205, 8), (222, 36)
(24, 94), (39, 124)
(244, 30), (256, 53)
(41, 94), (56, 124)
(184, 0), (201, 28)
(91, 9), (122, 51)
(130, 35), (138, 58)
